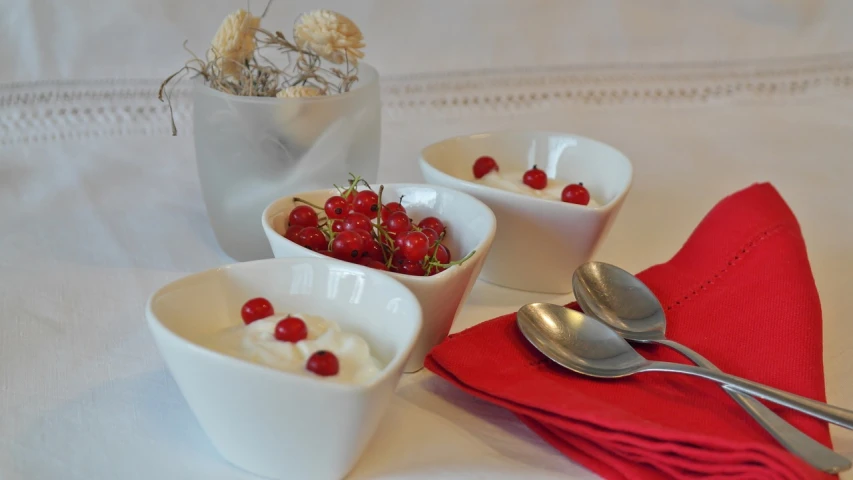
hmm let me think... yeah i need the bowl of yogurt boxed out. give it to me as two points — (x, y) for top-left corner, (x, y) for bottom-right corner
(146, 257), (422, 480)
(419, 130), (632, 293)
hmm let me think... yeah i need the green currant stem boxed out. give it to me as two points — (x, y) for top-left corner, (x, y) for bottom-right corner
(367, 183), (396, 265)
(448, 249), (476, 266)
(293, 197), (323, 210)
(374, 185), (384, 230)
(340, 174), (364, 199)
(428, 249), (476, 271)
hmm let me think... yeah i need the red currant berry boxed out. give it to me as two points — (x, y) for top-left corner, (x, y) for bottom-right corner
(393, 231), (407, 250)
(399, 231), (430, 262)
(421, 228), (439, 250)
(296, 227), (328, 251)
(331, 230), (365, 261)
(380, 202), (406, 222)
(390, 250), (407, 269)
(435, 244), (451, 264)
(418, 217), (446, 236)
(342, 212), (372, 232)
(306, 350), (339, 376)
(473, 156), (499, 179)
(384, 211), (410, 236)
(561, 182), (591, 206)
(324, 196), (348, 220)
(398, 260), (426, 276)
(274, 316), (308, 342)
(353, 229), (374, 247)
(319, 250), (334, 257)
(288, 205), (319, 227)
(284, 225), (304, 242)
(361, 258), (389, 271)
(241, 297), (274, 324)
(352, 190), (380, 219)
(363, 239), (384, 261)
(330, 219), (345, 233)
(522, 165), (548, 190)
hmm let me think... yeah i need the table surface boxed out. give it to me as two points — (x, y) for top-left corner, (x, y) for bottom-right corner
(3, 2), (853, 479)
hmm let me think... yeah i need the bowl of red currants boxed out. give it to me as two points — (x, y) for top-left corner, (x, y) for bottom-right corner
(262, 176), (497, 372)
(419, 130), (633, 294)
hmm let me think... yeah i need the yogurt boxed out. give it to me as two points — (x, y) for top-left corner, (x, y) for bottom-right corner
(477, 170), (600, 206)
(204, 313), (382, 385)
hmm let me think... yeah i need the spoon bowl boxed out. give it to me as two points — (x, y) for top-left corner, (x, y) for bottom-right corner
(517, 303), (648, 378)
(572, 262), (665, 341)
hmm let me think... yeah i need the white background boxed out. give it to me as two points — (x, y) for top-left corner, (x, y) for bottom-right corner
(2, 1), (853, 479)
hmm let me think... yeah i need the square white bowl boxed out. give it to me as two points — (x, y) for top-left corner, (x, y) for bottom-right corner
(146, 257), (422, 480)
(262, 183), (496, 373)
(419, 131), (633, 293)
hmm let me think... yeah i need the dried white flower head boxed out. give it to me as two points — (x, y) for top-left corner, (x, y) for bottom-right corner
(210, 9), (261, 76)
(294, 10), (365, 65)
(276, 86), (324, 98)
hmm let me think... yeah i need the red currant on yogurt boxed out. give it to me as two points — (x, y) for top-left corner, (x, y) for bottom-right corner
(306, 350), (339, 376)
(241, 297), (274, 324)
(288, 205), (319, 227)
(522, 165), (548, 190)
(274, 316), (308, 342)
(473, 156), (499, 179)
(561, 182), (590, 206)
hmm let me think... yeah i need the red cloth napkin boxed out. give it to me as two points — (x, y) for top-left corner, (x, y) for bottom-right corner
(425, 183), (835, 479)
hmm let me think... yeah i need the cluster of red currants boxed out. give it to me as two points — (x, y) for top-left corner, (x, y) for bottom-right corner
(473, 156), (591, 205)
(241, 297), (339, 377)
(282, 176), (473, 276)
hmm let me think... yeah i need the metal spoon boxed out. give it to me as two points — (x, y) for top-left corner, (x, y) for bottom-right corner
(516, 302), (853, 432)
(572, 261), (850, 473)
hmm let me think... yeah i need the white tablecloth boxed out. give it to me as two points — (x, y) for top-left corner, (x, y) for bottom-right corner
(3, 2), (853, 479)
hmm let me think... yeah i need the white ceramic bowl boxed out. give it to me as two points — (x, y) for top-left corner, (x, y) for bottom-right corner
(262, 183), (496, 373)
(419, 131), (633, 293)
(146, 257), (422, 480)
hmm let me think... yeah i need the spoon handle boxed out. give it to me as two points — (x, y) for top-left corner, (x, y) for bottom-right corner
(642, 360), (853, 430)
(655, 339), (850, 473)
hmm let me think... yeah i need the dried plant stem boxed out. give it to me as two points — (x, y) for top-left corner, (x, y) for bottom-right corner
(158, 19), (361, 135)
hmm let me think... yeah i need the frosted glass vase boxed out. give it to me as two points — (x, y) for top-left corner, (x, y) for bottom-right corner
(193, 64), (381, 261)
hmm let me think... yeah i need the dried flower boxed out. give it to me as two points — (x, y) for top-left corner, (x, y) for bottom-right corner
(159, 5), (366, 135)
(294, 10), (365, 65)
(210, 9), (261, 76)
(276, 86), (324, 98)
